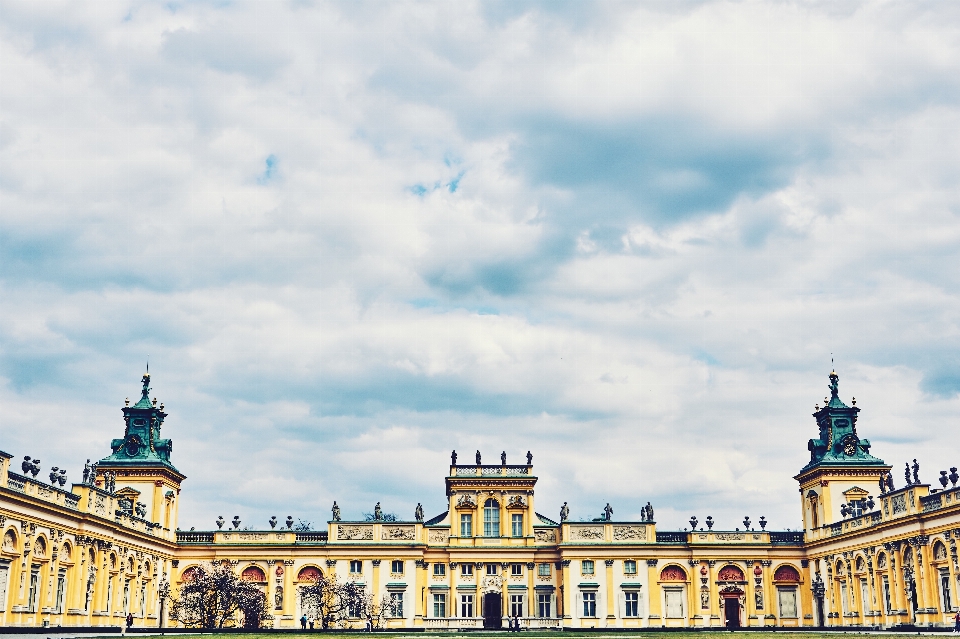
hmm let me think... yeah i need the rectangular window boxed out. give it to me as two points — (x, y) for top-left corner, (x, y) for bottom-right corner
(432, 593), (446, 618)
(538, 563), (551, 577)
(581, 560), (595, 575)
(461, 594), (474, 617)
(140, 584), (146, 618)
(883, 576), (892, 613)
(537, 593), (551, 618)
(624, 560), (637, 575)
(348, 596), (365, 618)
(510, 594), (524, 617)
(28, 570), (39, 613)
(486, 564), (498, 576)
(512, 514), (523, 537)
(665, 589), (683, 618)
(582, 591), (596, 617)
(391, 560), (404, 574)
(461, 514), (473, 538)
(624, 591), (639, 617)
(511, 563), (523, 576)
(123, 579), (130, 614)
(840, 582), (848, 616)
(461, 564), (474, 576)
(941, 570), (952, 612)
(433, 563), (446, 576)
(0, 564), (9, 613)
(778, 587), (798, 618)
(483, 502), (500, 538)
(390, 592), (404, 618)
(106, 575), (114, 613)
(859, 579), (869, 617)
(55, 571), (66, 614)
(350, 560), (362, 574)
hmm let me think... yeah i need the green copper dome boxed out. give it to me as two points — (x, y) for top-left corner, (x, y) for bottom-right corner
(98, 372), (179, 472)
(799, 371), (885, 473)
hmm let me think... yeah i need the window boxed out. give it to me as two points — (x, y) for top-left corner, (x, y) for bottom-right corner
(390, 592), (404, 618)
(106, 574), (113, 613)
(538, 563), (551, 577)
(27, 569), (39, 613)
(350, 560), (362, 574)
(847, 499), (864, 518)
(537, 593), (551, 618)
(460, 514), (473, 538)
(778, 587), (798, 618)
(433, 563), (446, 576)
(123, 579), (130, 614)
(486, 564), (498, 575)
(859, 579), (869, 617)
(511, 563), (523, 576)
(461, 594), (474, 617)
(461, 563), (474, 576)
(55, 571), (66, 614)
(883, 575), (892, 613)
(483, 499), (500, 537)
(581, 560), (595, 575)
(391, 560), (404, 574)
(665, 589), (683, 618)
(140, 584), (146, 618)
(510, 594), (524, 617)
(432, 593), (447, 618)
(512, 514), (523, 537)
(582, 591), (596, 617)
(624, 591), (639, 617)
(0, 564), (10, 613)
(941, 570), (952, 612)
(624, 560), (637, 575)
(348, 595), (365, 618)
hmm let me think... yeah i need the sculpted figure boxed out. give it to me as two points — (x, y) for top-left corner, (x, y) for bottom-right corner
(374, 502), (383, 521)
(603, 503), (613, 521)
(905, 462), (912, 486)
(331, 501), (341, 522)
(501, 451), (507, 465)
(82, 459), (91, 485)
(476, 450), (481, 465)
(560, 502), (569, 522)
(415, 503), (424, 522)
(912, 459), (920, 485)
(526, 451), (533, 465)
(646, 502), (654, 521)
(451, 450), (457, 465)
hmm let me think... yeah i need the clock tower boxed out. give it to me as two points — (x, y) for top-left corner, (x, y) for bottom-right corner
(96, 371), (185, 539)
(794, 371), (890, 535)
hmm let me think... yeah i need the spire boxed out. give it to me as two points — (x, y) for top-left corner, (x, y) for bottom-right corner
(98, 371), (179, 472)
(133, 370), (152, 408)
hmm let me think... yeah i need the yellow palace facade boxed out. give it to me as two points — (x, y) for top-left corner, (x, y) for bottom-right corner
(1, 370), (959, 629)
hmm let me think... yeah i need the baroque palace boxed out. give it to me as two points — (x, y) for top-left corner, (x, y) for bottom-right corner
(1, 370), (959, 630)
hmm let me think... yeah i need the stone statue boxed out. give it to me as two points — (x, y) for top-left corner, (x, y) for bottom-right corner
(755, 588), (763, 609)
(82, 459), (91, 485)
(645, 502), (654, 521)
(886, 472), (895, 492)
(701, 590), (709, 609)
(560, 502), (569, 522)
(451, 450), (457, 465)
(603, 503), (613, 521)
(374, 502), (383, 521)
(415, 503), (424, 522)
(912, 459), (920, 485)
(905, 462), (912, 485)
(331, 501), (341, 522)
(275, 586), (283, 610)
(501, 451), (507, 465)
(526, 451), (532, 465)
(879, 473), (887, 494)
(476, 450), (481, 465)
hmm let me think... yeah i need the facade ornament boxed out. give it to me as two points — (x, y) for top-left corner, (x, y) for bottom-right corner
(415, 503), (424, 522)
(646, 559), (658, 566)
(905, 462), (912, 486)
(912, 459), (920, 485)
(326, 559), (337, 567)
(950, 467), (959, 487)
(457, 495), (477, 509)
(231, 515), (241, 529)
(603, 503), (613, 521)
(372, 559), (381, 566)
(507, 495), (526, 508)
(560, 502), (569, 522)
(374, 502), (383, 521)
(331, 502), (341, 522)
(451, 450), (457, 465)
(526, 451), (533, 465)
(476, 450), (481, 465)
(501, 451), (507, 465)
(269, 516), (277, 529)
(216, 516), (224, 529)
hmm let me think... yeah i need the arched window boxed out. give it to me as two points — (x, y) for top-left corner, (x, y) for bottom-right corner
(297, 566), (322, 582)
(483, 499), (500, 537)
(774, 565), (801, 582)
(241, 566), (267, 582)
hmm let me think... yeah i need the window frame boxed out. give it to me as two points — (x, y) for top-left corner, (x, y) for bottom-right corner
(433, 563), (446, 577)
(391, 560), (404, 574)
(623, 560), (637, 575)
(461, 563), (474, 577)
(581, 560), (595, 575)
(483, 499), (500, 538)
(511, 513), (523, 537)
(538, 563), (551, 577)
(461, 594), (474, 618)
(582, 591), (597, 617)
(432, 593), (447, 618)
(511, 563), (523, 576)
(624, 591), (639, 617)
(460, 513), (473, 538)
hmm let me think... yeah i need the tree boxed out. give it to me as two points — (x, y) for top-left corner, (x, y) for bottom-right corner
(170, 562), (269, 629)
(298, 573), (365, 629)
(366, 593), (395, 629)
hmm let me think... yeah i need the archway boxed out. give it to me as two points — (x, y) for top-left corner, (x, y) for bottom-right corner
(721, 587), (744, 628)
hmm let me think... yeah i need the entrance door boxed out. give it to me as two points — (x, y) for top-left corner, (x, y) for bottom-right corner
(724, 597), (741, 628)
(483, 593), (502, 629)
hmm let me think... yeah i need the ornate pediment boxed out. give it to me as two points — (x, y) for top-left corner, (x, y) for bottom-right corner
(456, 494), (477, 509)
(506, 495), (526, 509)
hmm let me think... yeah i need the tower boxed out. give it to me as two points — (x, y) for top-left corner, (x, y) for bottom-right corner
(794, 371), (889, 535)
(96, 371), (185, 539)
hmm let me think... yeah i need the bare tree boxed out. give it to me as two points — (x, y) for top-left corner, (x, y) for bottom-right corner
(170, 562), (269, 629)
(366, 593), (394, 629)
(298, 574), (365, 629)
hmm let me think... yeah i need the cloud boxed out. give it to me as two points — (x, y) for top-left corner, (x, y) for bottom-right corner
(2, 0), (960, 532)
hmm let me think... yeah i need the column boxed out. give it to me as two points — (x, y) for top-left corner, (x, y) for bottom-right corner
(646, 560), (661, 625)
(413, 560), (425, 626)
(708, 560), (720, 626)
(605, 560), (615, 624)
(760, 560), (772, 626)
(526, 563), (535, 626)
(561, 561), (572, 623)
(283, 560), (295, 624)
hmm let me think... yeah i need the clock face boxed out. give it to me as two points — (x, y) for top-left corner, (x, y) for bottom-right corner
(125, 437), (142, 457)
(842, 435), (858, 456)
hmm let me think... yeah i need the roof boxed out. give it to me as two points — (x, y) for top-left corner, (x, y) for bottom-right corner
(536, 512), (559, 526)
(423, 511), (448, 526)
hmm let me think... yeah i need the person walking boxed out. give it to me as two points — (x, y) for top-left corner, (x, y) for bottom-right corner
(953, 611), (960, 632)
(125, 613), (133, 634)
(300, 614), (307, 630)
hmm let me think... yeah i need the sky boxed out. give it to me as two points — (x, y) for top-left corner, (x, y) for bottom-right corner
(2, 0), (960, 533)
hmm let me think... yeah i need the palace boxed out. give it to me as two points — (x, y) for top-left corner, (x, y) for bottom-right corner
(1, 370), (959, 630)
